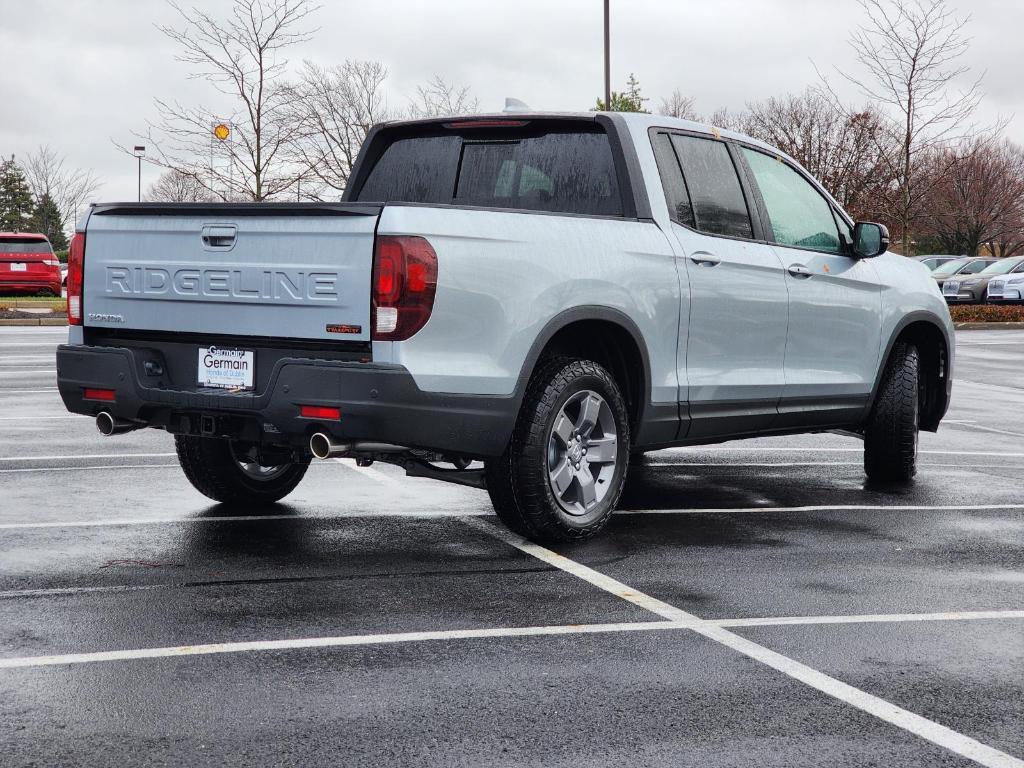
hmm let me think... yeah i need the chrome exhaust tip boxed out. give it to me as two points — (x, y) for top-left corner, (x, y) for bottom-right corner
(310, 432), (345, 460)
(309, 434), (407, 460)
(96, 411), (137, 436)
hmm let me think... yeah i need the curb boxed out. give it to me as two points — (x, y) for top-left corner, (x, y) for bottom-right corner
(2, 299), (66, 309)
(0, 318), (67, 327)
(955, 322), (1024, 330)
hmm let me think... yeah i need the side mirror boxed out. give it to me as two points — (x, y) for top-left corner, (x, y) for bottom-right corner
(852, 222), (889, 258)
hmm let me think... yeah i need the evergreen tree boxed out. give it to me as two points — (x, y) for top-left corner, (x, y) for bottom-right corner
(594, 73), (649, 113)
(32, 193), (68, 250)
(0, 157), (36, 232)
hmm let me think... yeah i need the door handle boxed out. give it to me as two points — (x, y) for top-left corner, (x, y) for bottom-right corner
(788, 264), (812, 278)
(690, 252), (721, 267)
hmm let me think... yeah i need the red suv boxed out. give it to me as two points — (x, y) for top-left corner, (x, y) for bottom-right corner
(0, 233), (63, 296)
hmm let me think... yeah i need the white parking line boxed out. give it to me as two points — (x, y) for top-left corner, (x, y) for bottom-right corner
(643, 461), (1024, 469)
(333, 457), (402, 485)
(0, 621), (683, 670)
(0, 415), (86, 421)
(659, 447), (1024, 458)
(0, 464), (179, 475)
(0, 388), (59, 393)
(956, 380), (1024, 394)
(617, 504), (1024, 515)
(715, 610), (1024, 628)
(0, 452), (176, 462)
(947, 423), (1024, 439)
(462, 517), (1024, 768)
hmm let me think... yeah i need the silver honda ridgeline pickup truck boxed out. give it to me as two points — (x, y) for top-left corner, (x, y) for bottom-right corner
(58, 112), (953, 542)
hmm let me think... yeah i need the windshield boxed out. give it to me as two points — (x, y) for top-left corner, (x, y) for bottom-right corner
(931, 259), (969, 277)
(959, 259), (994, 275)
(979, 258), (1024, 276)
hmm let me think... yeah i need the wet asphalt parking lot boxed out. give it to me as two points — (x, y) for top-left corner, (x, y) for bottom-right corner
(0, 326), (1022, 767)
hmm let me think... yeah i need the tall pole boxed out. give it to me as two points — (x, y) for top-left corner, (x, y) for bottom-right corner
(603, 0), (611, 110)
(133, 146), (146, 202)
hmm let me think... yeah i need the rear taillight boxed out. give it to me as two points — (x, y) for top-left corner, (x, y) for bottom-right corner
(67, 232), (86, 325)
(371, 235), (437, 341)
(43, 258), (60, 267)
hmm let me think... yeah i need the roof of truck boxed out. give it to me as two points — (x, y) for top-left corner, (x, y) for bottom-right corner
(381, 110), (783, 160)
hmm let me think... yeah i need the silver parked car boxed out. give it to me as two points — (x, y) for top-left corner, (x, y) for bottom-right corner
(932, 257), (997, 291)
(913, 254), (963, 271)
(943, 256), (1024, 304)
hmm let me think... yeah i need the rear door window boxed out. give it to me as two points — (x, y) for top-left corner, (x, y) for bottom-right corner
(667, 134), (753, 239)
(356, 127), (623, 217)
(651, 133), (695, 228)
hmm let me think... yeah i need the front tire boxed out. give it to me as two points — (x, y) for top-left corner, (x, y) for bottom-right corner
(864, 341), (920, 482)
(486, 358), (631, 543)
(175, 436), (310, 505)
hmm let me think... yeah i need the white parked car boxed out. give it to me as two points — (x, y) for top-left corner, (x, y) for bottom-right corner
(987, 271), (1024, 304)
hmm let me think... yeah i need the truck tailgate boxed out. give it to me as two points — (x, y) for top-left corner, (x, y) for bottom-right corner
(82, 203), (381, 342)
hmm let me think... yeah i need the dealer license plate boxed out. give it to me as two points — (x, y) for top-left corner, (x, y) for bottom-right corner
(198, 346), (255, 390)
(9, 263), (26, 272)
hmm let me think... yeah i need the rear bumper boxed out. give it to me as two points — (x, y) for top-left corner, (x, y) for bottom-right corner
(0, 278), (62, 295)
(56, 344), (516, 457)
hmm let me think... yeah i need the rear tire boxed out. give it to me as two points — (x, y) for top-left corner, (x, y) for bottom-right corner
(486, 357), (630, 543)
(864, 341), (920, 482)
(175, 435), (310, 505)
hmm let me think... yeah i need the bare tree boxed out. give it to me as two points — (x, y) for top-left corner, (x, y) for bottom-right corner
(144, 169), (215, 202)
(408, 75), (479, 119)
(919, 139), (1024, 257)
(659, 89), (699, 120)
(22, 145), (101, 234)
(127, 0), (319, 201)
(289, 60), (392, 198)
(736, 89), (897, 221)
(820, 0), (987, 253)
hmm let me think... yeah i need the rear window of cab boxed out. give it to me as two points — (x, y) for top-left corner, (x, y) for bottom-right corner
(353, 125), (623, 217)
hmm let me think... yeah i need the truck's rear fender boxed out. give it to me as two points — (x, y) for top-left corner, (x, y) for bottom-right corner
(374, 204), (681, 446)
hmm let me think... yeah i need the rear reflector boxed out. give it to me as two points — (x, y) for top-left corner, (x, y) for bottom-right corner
(299, 405), (341, 420)
(83, 388), (116, 401)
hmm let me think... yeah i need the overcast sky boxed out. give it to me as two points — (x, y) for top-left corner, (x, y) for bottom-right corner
(1, 0), (1020, 204)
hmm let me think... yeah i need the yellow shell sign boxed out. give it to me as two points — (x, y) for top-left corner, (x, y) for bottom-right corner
(213, 123), (230, 141)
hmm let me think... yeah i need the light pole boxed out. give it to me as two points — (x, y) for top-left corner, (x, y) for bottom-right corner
(603, 0), (611, 110)
(133, 146), (146, 202)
